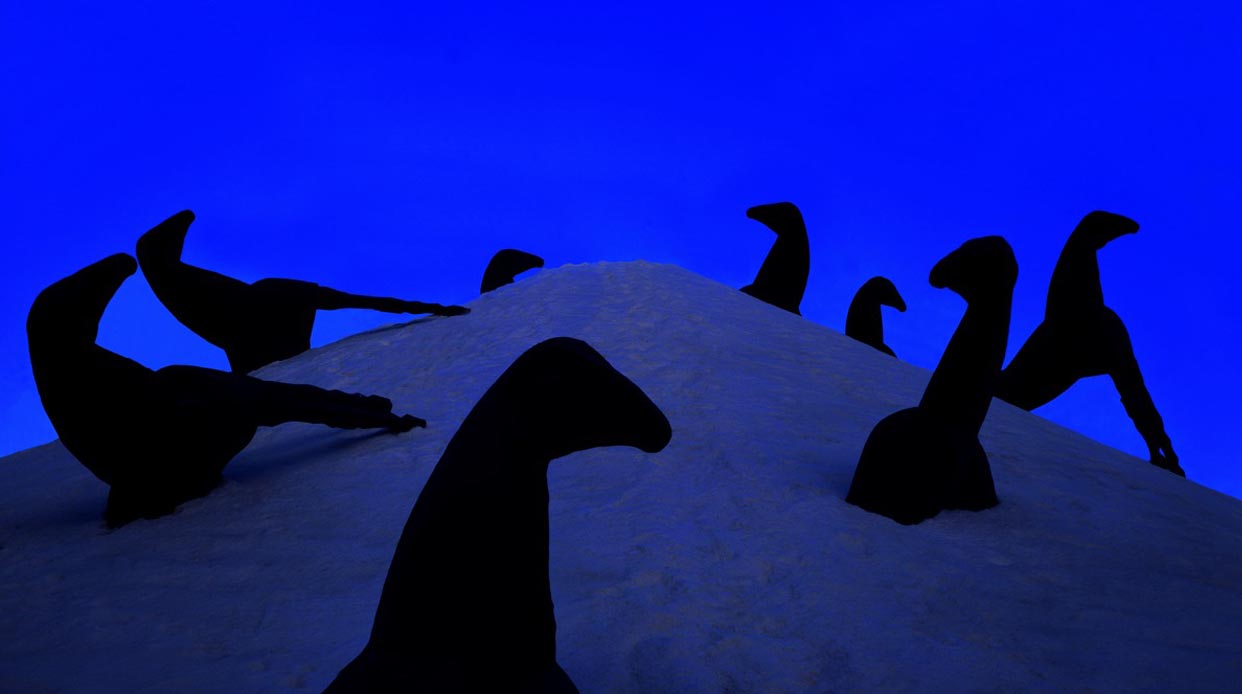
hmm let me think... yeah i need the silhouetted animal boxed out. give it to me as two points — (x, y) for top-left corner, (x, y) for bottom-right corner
(846, 276), (907, 357)
(739, 202), (810, 314)
(995, 211), (1182, 476)
(481, 249), (544, 294)
(846, 237), (1017, 525)
(136, 210), (470, 373)
(324, 337), (672, 694)
(27, 254), (425, 527)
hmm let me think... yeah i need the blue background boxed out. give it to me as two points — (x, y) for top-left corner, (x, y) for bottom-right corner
(2, 2), (1238, 498)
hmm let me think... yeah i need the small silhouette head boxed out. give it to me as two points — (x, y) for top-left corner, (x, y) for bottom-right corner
(135, 210), (196, 264)
(859, 276), (907, 312)
(929, 236), (1017, 303)
(497, 337), (672, 460)
(1072, 210), (1139, 250)
(28, 253), (138, 350)
(745, 202), (805, 233)
(480, 249), (545, 294)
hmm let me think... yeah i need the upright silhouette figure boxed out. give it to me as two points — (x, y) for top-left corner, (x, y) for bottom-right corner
(136, 210), (470, 374)
(27, 254), (425, 527)
(481, 248), (544, 294)
(739, 202), (810, 315)
(846, 237), (1017, 525)
(995, 211), (1182, 476)
(846, 276), (907, 357)
(324, 337), (672, 694)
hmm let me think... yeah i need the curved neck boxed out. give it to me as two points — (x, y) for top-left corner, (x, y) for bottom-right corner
(368, 411), (556, 666)
(1046, 234), (1104, 318)
(919, 292), (1013, 435)
(750, 225), (810, 312)
(845, 293), (884, 346)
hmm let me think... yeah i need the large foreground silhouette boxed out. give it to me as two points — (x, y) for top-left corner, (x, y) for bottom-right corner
(846, 276), (906, 357)
(847, 237), (1017, 525)
(481, 248), (544, 294)
(324, 337), (672, 694)
(137, 210), (470, 373)
(27, 254), (424, 527)
(739, 202), (810, 315)
(995, 211), (1182, 476)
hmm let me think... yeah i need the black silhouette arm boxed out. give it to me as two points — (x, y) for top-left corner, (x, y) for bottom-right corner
(312, 287), (470, 316)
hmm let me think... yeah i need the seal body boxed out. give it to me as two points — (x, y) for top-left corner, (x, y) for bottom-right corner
(324, 337), (672, 693)
(847, 236), (1016, 524)
(845, 276), (906, 357)
(739, 202), (810, 315)
(995, 211), (1181, 475)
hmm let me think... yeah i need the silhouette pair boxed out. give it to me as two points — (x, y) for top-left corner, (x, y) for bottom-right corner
(848, 211), (1180, 526)
(29, 211), (474, 525)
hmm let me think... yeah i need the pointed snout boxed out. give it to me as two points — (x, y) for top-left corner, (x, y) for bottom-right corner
(136, 210), (196, 260)
(635, 406), (673, 453)
(865, 277), (907, 312)
(928, 253), (955, 290)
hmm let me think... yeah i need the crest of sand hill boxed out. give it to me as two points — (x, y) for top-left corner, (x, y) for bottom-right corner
(2, 260), (1241, 693)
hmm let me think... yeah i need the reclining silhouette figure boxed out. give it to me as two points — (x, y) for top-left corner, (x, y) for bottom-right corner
(480, 248), (544, 294)
(324, 337), (672, 694)
(739, 202), (810, 315)
(137, 210), (470, 374)
(846, 237), (1016, 525)
(846, 276), (906, 357)
(27, 254), (425, 527)
(995, 211), (1182, 476)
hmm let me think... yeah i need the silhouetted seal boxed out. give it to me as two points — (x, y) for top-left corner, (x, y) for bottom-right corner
(995, 211), (1182, 476)
(136, 210), (469, 373)
(846, 276), (907, 357)
(739, 202), (810, 314)
(27, 254), (424, 527)
(481, 248), (544, 294)
(324, 337), (672, 694)
(846, 237), (1017, 525)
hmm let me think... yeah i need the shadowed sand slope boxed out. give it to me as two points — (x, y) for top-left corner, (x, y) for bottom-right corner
(2, 261), (1240, 693)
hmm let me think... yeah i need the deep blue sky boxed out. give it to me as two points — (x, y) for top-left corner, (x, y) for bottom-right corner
(2, 2), (1238, 497)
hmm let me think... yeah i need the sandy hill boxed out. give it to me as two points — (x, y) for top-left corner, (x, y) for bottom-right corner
(2, 261), (1240, 693)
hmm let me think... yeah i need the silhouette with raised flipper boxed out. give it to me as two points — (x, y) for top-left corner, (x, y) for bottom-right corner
(739, 202), (810, 315)
(27, 254), (425, 528)
(481, 248), (544, 294)
(846, 276), (907, 357)
(995, 211), (1182, 476)
(136, 210), (470, 374)
(324, 337), (673, 694)
(846, 237), (1017, 525)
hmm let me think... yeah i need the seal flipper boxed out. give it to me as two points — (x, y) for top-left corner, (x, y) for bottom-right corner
(847, 237), (1015, 524)
(481, 249), (545, 294)
(326, 337), (671, 693)
(845, 276), (906, 357)
(739, 202), (810, 315)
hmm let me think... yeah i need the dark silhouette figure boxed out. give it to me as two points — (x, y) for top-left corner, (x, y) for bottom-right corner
(27, 254), (425, 527)
(324, 337), (673, 694)
(846, 237), (1017, 525)
(995, 211), (1182, 476)
(136, 210), (470, 374)
(846, 276), (907, 357)
(481, 248), (545, 294)
(739, 202), (810, 315)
